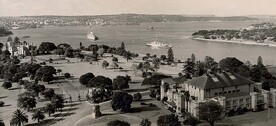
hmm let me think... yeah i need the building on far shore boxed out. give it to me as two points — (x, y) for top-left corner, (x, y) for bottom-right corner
(160, 70), (276, 117)
(3, 37), (30, 56)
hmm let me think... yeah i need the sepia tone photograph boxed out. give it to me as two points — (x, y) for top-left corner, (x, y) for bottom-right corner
(1, 0), (276, 126)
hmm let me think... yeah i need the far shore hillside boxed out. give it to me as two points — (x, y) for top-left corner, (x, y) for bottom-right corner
(190, 37), (276, 47)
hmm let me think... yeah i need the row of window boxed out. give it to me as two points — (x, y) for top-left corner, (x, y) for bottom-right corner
(214, 90), (241, 96)
(226, 103), (250, 111)
(226, 98), (251, 106)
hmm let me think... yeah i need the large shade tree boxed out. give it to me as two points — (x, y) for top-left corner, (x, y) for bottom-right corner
(111, 91), (133, 113)
(38, 42), (57, 54)
(79, 72), (95, 86)
(44, 103), (56, 117)
(112, 76), (129, 90)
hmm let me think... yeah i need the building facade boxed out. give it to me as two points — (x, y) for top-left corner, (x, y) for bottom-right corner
(4, 39), (30, 56)
(161, 71), (276, 117)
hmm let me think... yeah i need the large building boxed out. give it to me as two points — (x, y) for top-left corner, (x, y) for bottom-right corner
(4, 38), (30, 56)
(160, 71), (276, 117)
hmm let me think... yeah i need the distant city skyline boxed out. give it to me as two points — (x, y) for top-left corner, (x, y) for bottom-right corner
(0, 0), (276, 17)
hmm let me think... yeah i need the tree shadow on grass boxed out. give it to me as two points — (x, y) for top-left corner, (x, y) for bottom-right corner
(64, 102), (81, 107)
(25, 118), (60, 126)
(124, 88), (148, 93)
(0, 96), (7, 99)
(2, 104), (11, 107)
(62, 107), (78, 112)
(9, 87), (21, 90)
(130, 106), (160, 113)
(52, 112), (75, 117)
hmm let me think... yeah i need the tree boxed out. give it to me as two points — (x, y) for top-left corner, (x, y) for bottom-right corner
(191, 53), (196, 63)
(14, 36), (20, 42)
(38, 42), (57, 54)
(79, 72), (95, 86)
(107, 120), (130, 126)
(140, 118), (151, 126)
(35, 66), (56, 80)
(87, 76), (112, 88)
(17, 96), (37, 112)
(44, 103), (55, 117)
(142, 74), (171, 87)
(32, 110), (45, 123)
(112, 57), (118, 63)
(42, 73), (54, 84)
(113, 76), (129, 90)
(133, 92), (142, 101)
(102, 60), (109, 69)
(10, 109), (28, 126)
(197, 101), (224, 126)
(167, 47), (174, 62)
(183, 115), (201, 126)
(257, 56), (263, 66)
(143, 61), (151, 72)
(0, 101), (5, 107)
(2, 81), (12, 89)
(57, 69), (62, 75)
(157, 114), (180, 126)
(51, 94), (64, 111)
(64, 73), (71, 78)
(121, 42), (125, 50)
(7, 36), (12, 42)
(64, 48), (74, 58)
(111, 91), (133, 113)
(160, 55), (167, 61)
(219, 57), (244, 73)
(41, 88), (55, 100)
(152, 57), (160, 71)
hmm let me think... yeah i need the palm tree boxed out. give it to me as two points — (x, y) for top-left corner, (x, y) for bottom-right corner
(10, 109), (28, 126)
(51, 95), (64, 111)
(184, 91), (190, 111)
(44, 103), (55, 117)
(17, 96), (37, 112)
(32, 110), (45, 123)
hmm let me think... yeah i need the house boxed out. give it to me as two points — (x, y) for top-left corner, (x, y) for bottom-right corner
(161, 71), (276, 117)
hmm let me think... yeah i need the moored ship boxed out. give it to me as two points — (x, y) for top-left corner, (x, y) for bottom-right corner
(146, 41), (172, 48)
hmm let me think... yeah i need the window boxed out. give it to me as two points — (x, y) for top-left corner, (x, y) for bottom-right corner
(226, 101), (230, 106)
(233, 105), (237, 110)
(239, 99), (243, 103)
(246, 104), (250, 108)
(237, 90), (240, 92)
(214, 93), (218, 96)
(219, 92), (222, 95)
(233, 90), (236, 93)
(246, 98), (250, 102)
(233, 100), (237, 104)
(224, 91), (227, 94)
(228, 91), (231, 93)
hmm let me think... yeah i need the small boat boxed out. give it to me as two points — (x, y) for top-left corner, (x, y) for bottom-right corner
(146, 41), (172, 48)
(87, 32), (98, 41)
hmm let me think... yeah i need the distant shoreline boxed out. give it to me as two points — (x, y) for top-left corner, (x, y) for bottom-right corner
(190, 37), (276, 47)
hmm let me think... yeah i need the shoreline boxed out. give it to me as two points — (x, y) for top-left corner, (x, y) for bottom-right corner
(190, 37), (276, 47)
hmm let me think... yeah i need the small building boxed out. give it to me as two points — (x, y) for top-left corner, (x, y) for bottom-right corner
(161, 71), (276, 117)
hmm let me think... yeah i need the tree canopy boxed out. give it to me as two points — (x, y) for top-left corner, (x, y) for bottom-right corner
(111, 91), (133, 113)
(197, 101), (224, 126)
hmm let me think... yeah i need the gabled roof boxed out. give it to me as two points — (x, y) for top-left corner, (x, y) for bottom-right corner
(185, 71), (254, 90)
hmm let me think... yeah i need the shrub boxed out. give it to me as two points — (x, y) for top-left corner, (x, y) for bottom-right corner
(64, 73), (71, 78)
(0, 101), (4, 107)
(2, 82), (12, 89)
(133, 92), (142, 101)
(183, 115), (201, 126)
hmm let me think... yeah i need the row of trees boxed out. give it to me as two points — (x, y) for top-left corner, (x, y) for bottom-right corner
(79, 72), (130, 90)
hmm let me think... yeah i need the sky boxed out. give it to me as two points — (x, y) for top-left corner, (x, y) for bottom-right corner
(0, 0), (276, 16)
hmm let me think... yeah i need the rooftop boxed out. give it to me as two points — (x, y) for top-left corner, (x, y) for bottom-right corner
(185, 71), (254, 90)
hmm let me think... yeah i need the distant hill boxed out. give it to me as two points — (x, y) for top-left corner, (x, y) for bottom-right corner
(28, 14), (257, 22)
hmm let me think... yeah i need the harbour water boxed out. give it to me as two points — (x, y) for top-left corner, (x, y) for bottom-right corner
(1, 21), (276, 65)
